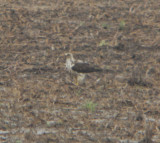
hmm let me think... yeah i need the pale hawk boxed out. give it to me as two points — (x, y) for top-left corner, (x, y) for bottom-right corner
(65, 53), (103, 85)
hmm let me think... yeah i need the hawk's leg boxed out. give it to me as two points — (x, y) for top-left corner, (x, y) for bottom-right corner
(77, 73), (86, 86)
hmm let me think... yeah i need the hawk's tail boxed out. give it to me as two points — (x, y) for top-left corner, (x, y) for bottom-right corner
(93, 67), (103, 72)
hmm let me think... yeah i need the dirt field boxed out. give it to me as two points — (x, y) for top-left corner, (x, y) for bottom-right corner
(0, 0), (160, 142)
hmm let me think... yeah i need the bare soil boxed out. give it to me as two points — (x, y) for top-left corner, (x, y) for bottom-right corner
(0, 0), (160, 142)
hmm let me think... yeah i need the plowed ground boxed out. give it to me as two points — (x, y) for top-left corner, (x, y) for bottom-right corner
(0, 0), (160, 142)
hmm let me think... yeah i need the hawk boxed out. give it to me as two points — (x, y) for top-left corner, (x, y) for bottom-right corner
(65, 53), (103, 85)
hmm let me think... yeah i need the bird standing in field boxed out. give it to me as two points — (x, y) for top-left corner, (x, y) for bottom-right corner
(65, 53), (103, 85)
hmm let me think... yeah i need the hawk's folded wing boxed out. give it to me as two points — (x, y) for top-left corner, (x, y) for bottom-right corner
(72, 63), (103, 73)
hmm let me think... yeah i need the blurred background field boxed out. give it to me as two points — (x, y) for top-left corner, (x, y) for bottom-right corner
(0, 0), (160, 142)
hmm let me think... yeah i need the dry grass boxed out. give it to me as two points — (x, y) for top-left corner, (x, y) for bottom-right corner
(0, 0), (160, 142)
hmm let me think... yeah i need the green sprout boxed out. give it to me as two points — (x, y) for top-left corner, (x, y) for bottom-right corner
(99, 40), (107, 46)
(83, 101), (97, 112)
(119, 20), (126, 30)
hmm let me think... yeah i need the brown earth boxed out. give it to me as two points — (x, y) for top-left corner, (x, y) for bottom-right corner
(0, 0), (160, 142)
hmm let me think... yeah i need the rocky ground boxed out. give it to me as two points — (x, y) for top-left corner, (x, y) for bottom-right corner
(0, 0), (160, 142)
